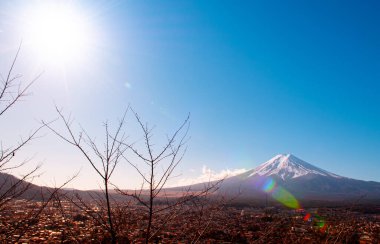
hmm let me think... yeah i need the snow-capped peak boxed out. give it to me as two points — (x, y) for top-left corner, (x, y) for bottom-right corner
(248, 154), (342, 180)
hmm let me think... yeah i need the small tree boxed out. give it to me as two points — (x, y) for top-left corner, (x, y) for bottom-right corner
(117, 109), (221, 243)
(43, 107), (129, 243)
(0, 45), (43, 209)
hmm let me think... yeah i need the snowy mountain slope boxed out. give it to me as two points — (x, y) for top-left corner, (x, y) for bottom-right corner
(206, 153), (380, 203)
(247, 154), (342, 180)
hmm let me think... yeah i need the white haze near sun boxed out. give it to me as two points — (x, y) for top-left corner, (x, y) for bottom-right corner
(20, 2), (94, 66)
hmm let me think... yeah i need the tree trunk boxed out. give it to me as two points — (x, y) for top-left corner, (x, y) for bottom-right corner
(105, 179), (116, 244)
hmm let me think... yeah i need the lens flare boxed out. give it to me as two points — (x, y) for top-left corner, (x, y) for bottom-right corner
(258, 177), (300, 209)
(303, 213), (311, 221)
(314, 214), (327, 232)
(301, 213), (328, 232)
(271, 186), (300, 209)
(254, 176), (328, 232)
(320, 224), (327, 232)
(262, 178), (276, 192)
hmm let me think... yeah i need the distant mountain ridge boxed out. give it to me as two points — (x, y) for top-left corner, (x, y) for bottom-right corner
(0, 172), (46, 200)
(0, 172), (99, 201)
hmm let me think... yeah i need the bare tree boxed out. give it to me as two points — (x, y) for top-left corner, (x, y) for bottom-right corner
(0, 45), (41, 117)
(0, 45), (43, 209)
(117, 109), (221, 243)
(42, 106), (129, 243)
(0, 46), (79, 242)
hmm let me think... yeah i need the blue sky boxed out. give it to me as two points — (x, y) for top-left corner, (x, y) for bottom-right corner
(0, 1), (379, 188)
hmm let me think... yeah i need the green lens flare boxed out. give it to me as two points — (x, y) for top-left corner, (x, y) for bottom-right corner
(271, 186), (300, 209)
(260, 178), (300, 209)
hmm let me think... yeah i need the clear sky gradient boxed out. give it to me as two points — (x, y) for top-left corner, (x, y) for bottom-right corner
(0, 1), (379, 189)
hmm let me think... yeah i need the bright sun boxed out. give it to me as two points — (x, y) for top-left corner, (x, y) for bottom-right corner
(24, 3), (92, 65)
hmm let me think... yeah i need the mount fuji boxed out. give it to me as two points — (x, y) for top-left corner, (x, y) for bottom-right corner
(247, 154), (342, 180)
(205, 154), (380, 204)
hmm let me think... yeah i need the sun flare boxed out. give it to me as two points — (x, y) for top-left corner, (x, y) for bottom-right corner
(24, 3), (92, 65)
